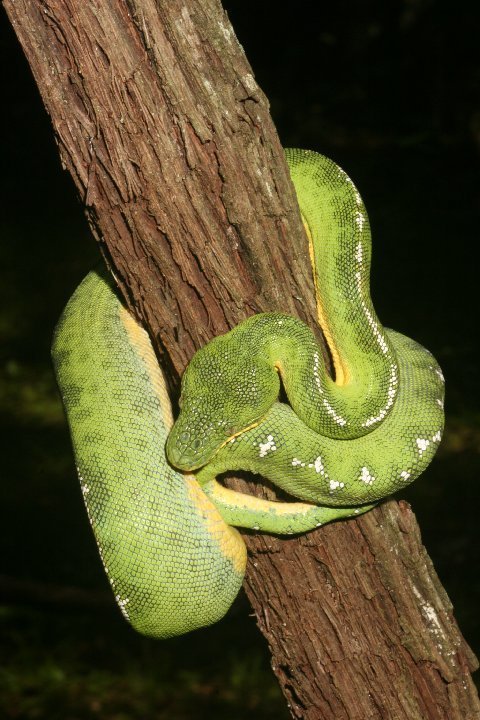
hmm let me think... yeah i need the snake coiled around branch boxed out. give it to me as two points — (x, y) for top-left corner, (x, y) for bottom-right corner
(52, 149), (444, 637)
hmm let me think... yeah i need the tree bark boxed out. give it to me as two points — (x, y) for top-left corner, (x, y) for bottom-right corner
(4, 1), (479, 717)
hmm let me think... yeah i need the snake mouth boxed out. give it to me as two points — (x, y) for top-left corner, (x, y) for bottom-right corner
(167, 417), (264, 473)
(166, 438), (210, 472)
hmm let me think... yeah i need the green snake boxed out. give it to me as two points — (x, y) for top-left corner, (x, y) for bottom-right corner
(52, 149), (444, 638)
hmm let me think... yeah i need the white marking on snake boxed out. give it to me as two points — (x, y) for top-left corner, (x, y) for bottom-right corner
(312, 352), (323, 393)
(313, 351), (347, 425)
(416, 438), (430, 455)
(400, 470), (411, 481)
(258, 435), (277, 457)
(430, 366), (445, 383)
(355, 241), (363, 263)
(329, 480), (345, 491)
(322, 397), (347, 426)
(355, 210), (366, 232)
(360, 466), (375, 485)
(353, 265), (399, 429)
(363, 365), (398, 427)
(116, 595), (130, 620)
(338, 166), (362, 205)
(314, 456), (325, 475)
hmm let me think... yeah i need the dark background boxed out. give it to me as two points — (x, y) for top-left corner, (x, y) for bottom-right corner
(1, 2), (479, 718)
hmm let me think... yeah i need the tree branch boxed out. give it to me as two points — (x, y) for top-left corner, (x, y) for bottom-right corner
(4, 0), (479, 717)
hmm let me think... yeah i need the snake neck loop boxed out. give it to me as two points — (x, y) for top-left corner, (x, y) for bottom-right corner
(285, 148), (399, 435)
(166, 151), (432, 472)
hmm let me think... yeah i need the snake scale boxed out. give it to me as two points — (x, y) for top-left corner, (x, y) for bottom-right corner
(52, 149), (444, 638)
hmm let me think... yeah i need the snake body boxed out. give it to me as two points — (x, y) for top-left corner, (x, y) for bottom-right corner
(53, 150), (444, 638)
(52, 272), (246, 637)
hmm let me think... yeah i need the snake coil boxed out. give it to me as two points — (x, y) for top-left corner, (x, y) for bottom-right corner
(52, 150), (444, 638)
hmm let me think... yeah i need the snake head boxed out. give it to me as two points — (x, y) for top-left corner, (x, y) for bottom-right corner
(166, 331), (279, 471)
(166, 397), (240, 471)
(166, 384), (277, 471)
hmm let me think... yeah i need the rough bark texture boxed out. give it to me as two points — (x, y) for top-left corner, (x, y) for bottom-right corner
(4, 1), (479, 717)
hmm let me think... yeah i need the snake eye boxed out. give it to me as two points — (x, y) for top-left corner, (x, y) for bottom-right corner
(179, 431), (190, 443)
(192, 438), (202, 450)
